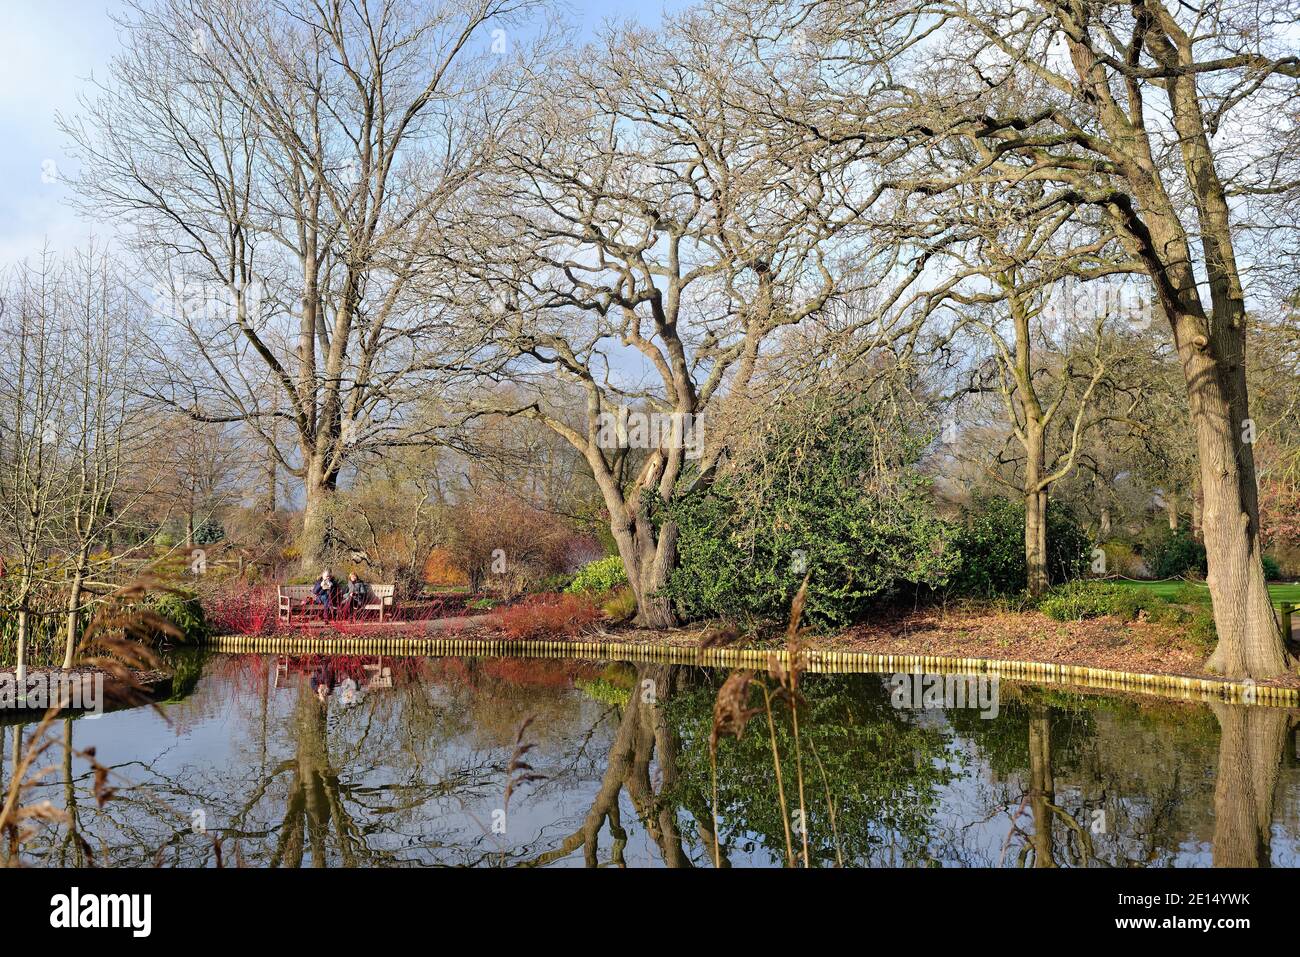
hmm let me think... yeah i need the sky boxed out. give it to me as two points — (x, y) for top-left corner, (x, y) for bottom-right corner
(0, 1), (125, 263)
(0, 0), (691, 265)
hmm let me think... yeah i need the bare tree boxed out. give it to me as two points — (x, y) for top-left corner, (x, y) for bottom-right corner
(0, 249), (162, 673)
(425, 16), (889, 624)
(919, 182), (1144, 593)
(62, 0), (544, 570)
(0, 253), (72, 682)
(58, 246), (152, 668)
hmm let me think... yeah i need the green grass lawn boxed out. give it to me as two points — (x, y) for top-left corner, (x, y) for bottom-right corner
(1109, 578), (1300, 607)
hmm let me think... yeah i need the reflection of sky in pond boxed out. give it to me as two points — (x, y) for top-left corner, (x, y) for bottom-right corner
(3, 652), (1298, 868)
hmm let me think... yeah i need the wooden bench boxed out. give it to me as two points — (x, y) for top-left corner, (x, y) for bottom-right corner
(278, 585), (317, 624)
(360, 584), (396, 622)
(278, 583), (396, 623)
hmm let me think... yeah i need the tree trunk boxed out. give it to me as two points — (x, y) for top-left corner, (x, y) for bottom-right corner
(1024, 426), (1050, 597)
(1099, 507), (1111, 541)
(265, 444), (278, 515)
(1209, 703), (1289, 867)
(1116, 59), (1293, 678)
(63, 718), (84, 866)
(15, 608), (28, 686)
(612, 511), (679, 629)
(1025, 490), (1049, 597)
(14, 572), (33, 684)
(62, 563), (87, 670)
(1180, 319), (1291, 678)
(1166, 493), (1178, 531)
(299, 456), (337, 574)
(1009, 280), (1056, 599)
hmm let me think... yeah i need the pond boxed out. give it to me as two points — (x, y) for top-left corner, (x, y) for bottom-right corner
(3, 651), (1298, 867)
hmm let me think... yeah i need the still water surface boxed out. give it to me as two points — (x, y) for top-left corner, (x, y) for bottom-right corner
(4, 651), (1298, 867)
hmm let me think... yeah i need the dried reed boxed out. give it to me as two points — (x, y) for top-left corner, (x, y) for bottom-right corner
(0, 579), (178, 864)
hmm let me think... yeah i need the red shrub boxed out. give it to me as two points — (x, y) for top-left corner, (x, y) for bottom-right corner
(497, 593), (600, 640)
(205, 583), (278, 635)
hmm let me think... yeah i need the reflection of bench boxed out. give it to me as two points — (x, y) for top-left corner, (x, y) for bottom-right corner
(271, 655), (392, 691)
(277, 583), (396, 623)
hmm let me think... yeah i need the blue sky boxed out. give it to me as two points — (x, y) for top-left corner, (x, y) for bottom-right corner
(0, 0), (690, 264)
(0, 1), (125, 262)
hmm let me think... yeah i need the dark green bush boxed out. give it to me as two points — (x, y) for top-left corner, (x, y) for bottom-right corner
(947, 495), (1090, 598)
(193, 520), (225, 545)
(537, 571), (575, 593)
(664, 399), (957, 628)
(143, 591), (210, 643)
(1262, 554), (1281, 581)
(1144, 523), (1207, 579)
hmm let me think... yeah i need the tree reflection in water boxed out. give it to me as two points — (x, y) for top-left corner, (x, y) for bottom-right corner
(1210, 703), (1294, 868)
(3, 655), (1299, 867)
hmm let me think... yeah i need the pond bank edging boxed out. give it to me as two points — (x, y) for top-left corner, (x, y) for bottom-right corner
(202, 633), (1299, 708)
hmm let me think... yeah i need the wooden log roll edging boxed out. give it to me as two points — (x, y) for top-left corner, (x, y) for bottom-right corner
(201, 633), (1300, 709)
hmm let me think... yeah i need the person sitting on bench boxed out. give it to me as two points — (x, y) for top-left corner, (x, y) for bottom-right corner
(312, 569), (338, 616)
(341, 572), (369, 616)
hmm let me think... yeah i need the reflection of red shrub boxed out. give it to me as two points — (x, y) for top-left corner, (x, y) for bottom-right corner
(480, 658), (599, 687)
(426, 657), (600, 689)
(498, 593), (600, 640)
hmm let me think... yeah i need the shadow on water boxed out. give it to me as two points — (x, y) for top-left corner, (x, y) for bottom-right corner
(2, 653), (1298, 867)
